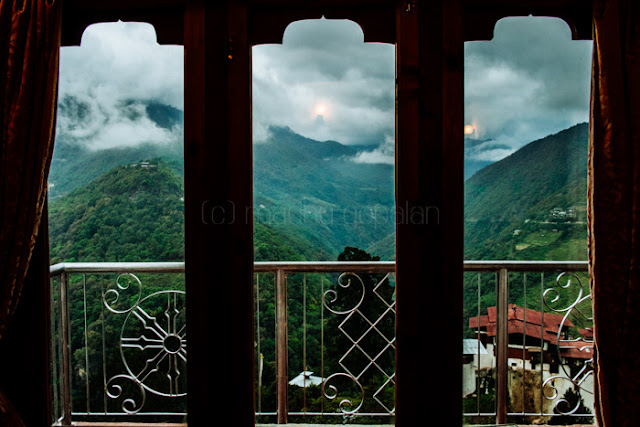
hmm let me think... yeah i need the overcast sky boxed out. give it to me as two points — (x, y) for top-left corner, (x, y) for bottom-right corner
(57, 16), (592, 162)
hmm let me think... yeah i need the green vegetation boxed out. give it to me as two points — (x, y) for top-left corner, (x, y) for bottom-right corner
(254, 247), (395, 424)
(49, 117), (589, 264)
(48, 157), (331, 263)
(48, 140), (183, 202)
(462, 123), (590, 347)
(48, 121), (591, 423)
(49, 162), (185, 263)
(464, 123), (588, 261)
(253, 126), (395, 257)
(50, 125), (395, 259)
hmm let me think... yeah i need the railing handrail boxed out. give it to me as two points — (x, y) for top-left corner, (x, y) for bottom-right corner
(463, 260), (588, 271)
(49, 260), (588, 275)
(49, 259), (592, 423)
(49, 262), (185, 275)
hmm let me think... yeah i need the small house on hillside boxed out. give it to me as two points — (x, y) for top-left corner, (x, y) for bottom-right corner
(468, 304), (594, 415)
(469, 304), (592, 370)
(462, 339), (488, 398)
(289, 371), (324, 388)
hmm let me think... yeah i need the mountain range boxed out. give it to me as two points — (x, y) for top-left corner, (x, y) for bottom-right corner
(48, 97), (589, 263)
(47, 99), (590, 420)
(464, 123), (588, 261)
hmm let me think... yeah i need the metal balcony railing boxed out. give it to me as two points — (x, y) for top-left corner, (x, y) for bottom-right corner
(462, 261), (593, 425)
(50, 261), (592, 426)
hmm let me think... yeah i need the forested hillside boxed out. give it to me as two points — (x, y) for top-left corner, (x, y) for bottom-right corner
(49, 160), (328, 263)
(253, 126), (395, 257)
(47, 120), (590, 422)
(49, 121), (589, 263)
(49, 99), (184, 201)
(49, 123), (396, 260)
(49, 162), (184, 263)
(464, 123), (588, 261)
(49, 120), (590, 265)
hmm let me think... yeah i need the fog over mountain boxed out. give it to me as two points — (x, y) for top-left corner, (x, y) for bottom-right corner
(49, 121), (590, 264)
(464, 17), (592, 159)
(57, 17), (591, 164)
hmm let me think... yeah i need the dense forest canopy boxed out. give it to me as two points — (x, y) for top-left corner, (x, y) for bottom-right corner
(49, 121), (588, 263)
(48, 122), (589, 423)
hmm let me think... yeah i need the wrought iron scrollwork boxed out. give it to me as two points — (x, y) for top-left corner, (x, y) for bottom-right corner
(103, 273), (143, 314)
(542, 272), (594, 414)
(322, 372), (365, 415)
(106, 374), (146, 414)
(104, 273), (186, 413)
(323, 272), (366, 315)
(322, 272), (396, 415)
(120, 290), (187, 397)
(542, 376), (585, 416)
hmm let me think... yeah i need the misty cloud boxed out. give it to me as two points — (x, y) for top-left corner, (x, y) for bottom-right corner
(57, 21), (183, 150)
(465, 139), (517, 163)
(352, 134), (395, 165)
(56, 16), (592, 163)
(464, 16), (592, 156)
(252, 18), (395, 146)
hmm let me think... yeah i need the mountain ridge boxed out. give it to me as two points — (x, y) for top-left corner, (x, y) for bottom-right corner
(48, 98), (589, 262)
(464, 122), (588, 260)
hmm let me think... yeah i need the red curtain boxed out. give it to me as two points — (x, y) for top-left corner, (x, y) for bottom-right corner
(0, 0), (61, 423)
(589, 1), (640, 426)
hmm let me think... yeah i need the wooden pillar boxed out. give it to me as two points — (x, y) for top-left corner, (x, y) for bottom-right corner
(275, 269), (288, 424)
(395, 0), (464, 424)
(184, 0), (255, 425)
(496, 268), (509, 424)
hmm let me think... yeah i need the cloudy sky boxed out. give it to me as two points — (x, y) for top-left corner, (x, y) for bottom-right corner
(57, 17), (592, 162)
(464, 17), (592, 161)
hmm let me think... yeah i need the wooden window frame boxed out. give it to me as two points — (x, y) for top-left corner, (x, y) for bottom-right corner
(2, 1), (591, 425)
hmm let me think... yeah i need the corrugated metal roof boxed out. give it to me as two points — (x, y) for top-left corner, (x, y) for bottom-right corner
(289, 371), (324, 388)
(463, 338), (488, 355)
(579, 328), (594, 338)
(469, 304), (574, 337)
(559, 340), (594, 360)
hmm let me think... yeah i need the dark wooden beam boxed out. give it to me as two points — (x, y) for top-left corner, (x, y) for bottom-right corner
(61, 1), (184, 46)
(183, 0), (255, 424)
(249, 4), (395, 45)
(59, 0), (592, 46)
(463, 1), (592, 41)
(395, 0), (464, 424)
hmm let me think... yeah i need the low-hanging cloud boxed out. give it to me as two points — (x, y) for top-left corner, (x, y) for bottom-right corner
(352, 134), (395, 165)
(465, 16), (592, 156)
(57, 21), (183, 150)
(252, 18), (395, 146)
(60, 22), (183, 109)
(56, 17), (592, 163)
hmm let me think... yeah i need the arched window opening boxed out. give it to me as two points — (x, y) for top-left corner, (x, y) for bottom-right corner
(252, 18), (397, 424)
(462, 16), (594, 425)
(49, 21), (187, 424)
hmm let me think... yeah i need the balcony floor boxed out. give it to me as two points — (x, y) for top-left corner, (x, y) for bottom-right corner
(70, 423), (594, 426)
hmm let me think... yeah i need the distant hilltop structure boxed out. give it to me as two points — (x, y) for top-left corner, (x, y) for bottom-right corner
(549, 207), (576, 220)
(129, 161), (157, 169)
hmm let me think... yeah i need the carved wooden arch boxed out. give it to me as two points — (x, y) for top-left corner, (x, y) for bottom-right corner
(60, 1), (398, 47)
(248, 1), (593, 45)
(248, 4), (396, 45)
(463, 2), (593, 41)
(60, 1), (185, 47)
(60, 0), (593, 48)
